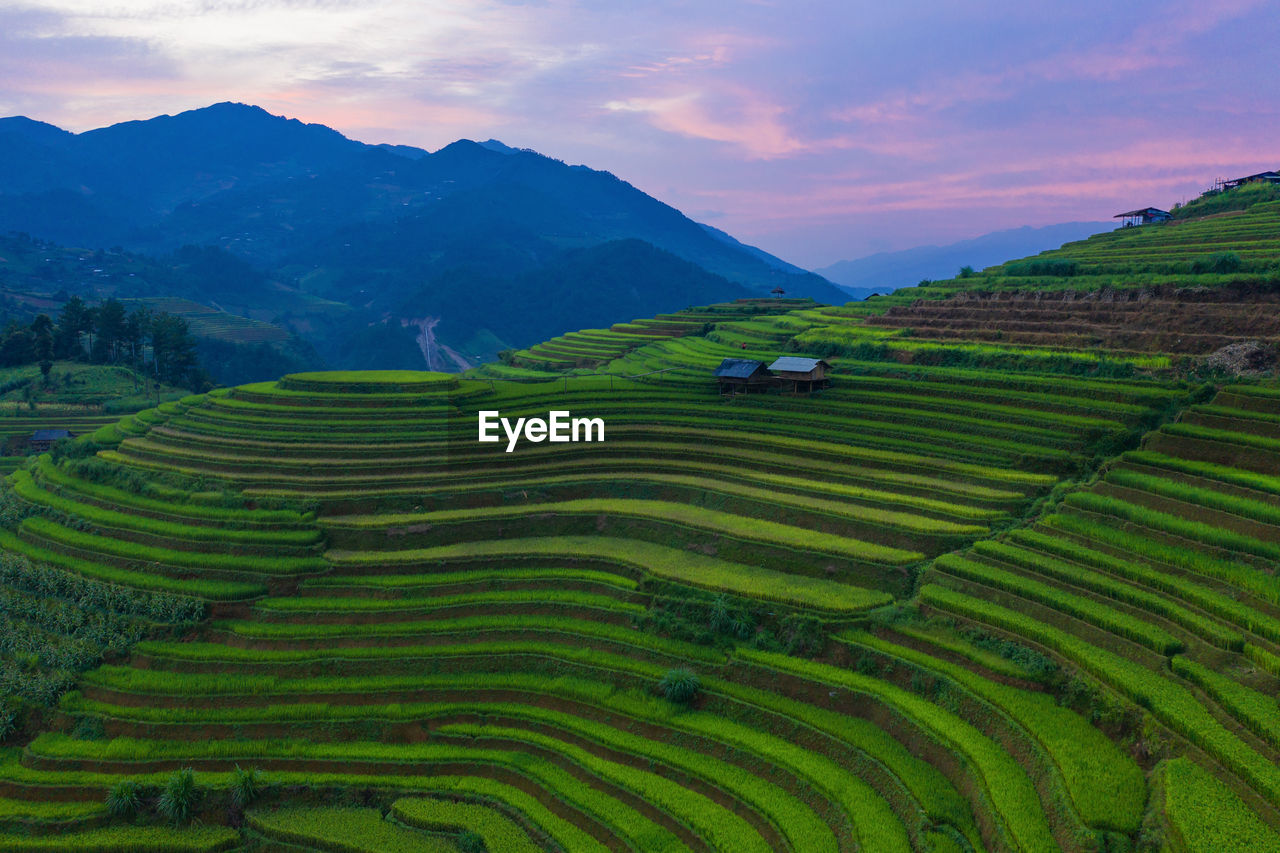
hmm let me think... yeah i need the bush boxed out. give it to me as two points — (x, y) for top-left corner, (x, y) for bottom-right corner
(0, 705), (15, 743)
(1191, 252), (1242, 274)
(659, 667), (701, 704)
(1005, 259), (1079, 277)
(157, 767), (198, 824)
(229, 765), (263, 810)
(458, 831), (486, 853)
(105, 779), (144, 818)
(958, 265), (976, 278)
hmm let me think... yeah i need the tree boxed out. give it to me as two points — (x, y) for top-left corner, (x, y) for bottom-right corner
(0, 324), (35, 367)
(55, 296), (92, 360)
(123, 307), (152, 367)
(30, 314), (54, 382)
(92, 298), (127, 363)
(150, 312), (200, 387)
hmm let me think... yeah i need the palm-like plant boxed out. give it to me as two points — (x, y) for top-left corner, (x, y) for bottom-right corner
(157, 767), (198, 824)
(659, 668), (701, 705)
(105, 780), (143, 818)
(229, 765), (263, 810)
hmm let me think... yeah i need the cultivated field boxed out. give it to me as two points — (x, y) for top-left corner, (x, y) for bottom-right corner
(3, 197), (1280, 851)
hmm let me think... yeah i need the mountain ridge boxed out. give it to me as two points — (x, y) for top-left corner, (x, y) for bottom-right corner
(0, 102), (846, 370)
(818, 221), (1111, 292)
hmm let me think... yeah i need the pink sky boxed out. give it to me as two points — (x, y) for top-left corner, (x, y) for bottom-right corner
(2, 0), (1277, 268)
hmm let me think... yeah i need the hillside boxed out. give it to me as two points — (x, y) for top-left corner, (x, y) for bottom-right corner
(0, 103), (846, 370)
(2, 194), (1280, 850)
(816, 221), (1111, 294)
(0, 233), (323, 384)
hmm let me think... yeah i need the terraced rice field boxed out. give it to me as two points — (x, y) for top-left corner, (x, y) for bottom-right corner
(120, 298), (291, 344)
(3, 278), (1280, 850)
(866, 289), (1280, 355)
(509, 299), (814, 371)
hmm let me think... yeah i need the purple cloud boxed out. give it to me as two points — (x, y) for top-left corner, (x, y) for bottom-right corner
(0, 0), (1276, 267)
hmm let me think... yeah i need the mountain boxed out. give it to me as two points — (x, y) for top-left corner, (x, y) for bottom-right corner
(817, 222), (1111, 293)
(0, 103), (845, 370)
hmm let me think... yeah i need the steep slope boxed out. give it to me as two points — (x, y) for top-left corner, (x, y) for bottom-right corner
(4, 190), (1280, 850)
(0, 104), (845, 371)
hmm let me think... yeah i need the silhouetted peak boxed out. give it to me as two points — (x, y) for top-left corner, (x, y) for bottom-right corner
(0, 115), (74, 144)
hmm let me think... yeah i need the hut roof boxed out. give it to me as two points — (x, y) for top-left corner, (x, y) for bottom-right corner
(713, 358), (768, 379)
(1113, 208), (1171, 218)
(768, 356), (829, 373)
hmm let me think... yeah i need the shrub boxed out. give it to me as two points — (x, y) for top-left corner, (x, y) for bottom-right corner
(0, 706), (15, 743)
(1005, 259), (1080, 277)
(458, 831), (485, 853)
(105, 779), (144, 818)
(659, 667), (701, 704)
(157, 767), (198, 824)
(958, 265), (976, 278)
(1191, 252), (1243, 274)
(229, 765), (263, 810)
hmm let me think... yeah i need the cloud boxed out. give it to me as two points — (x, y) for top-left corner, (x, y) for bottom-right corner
(604, 89), (834, 159)
(0, 0), (1275, 266)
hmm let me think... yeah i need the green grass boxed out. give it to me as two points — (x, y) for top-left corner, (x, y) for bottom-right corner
(435, 721), (789, 853)
(1170, 657), (1280, 749)
(248, 806), (458, 852)
(933, 553), (1184, 654)
(36, 457), (306, 524)
(0, 796), (105, 822)
(1063, 491), (1280, 561)
(390, 798), (541, 853)
(1007, 527), (1280, 643)
(19, 516), (328, 576)
(0, 824), (239, 852)
(0, 528), (264, 600)
(1043, 512), (1280, 605)
(972, 538), (1244, 650)
(1161, 758), (1280, 853)
(299, 566), (638, 591)
(1107, 466), (1280, 528)
(921, 584), (1280, 807)
(254, 588), (642, 615)
(326, 536), (894, 612)
(330, 496), (982, 543)
(11, 470), (320, 546)
(735, 647), (1059, 852)
(839, 631), (1147, 833)
(29, 736), (693, 852)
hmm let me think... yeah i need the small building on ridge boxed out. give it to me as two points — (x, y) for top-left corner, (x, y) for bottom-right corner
(768, 356), (831, 394)
(30, 429), (71, 452)
(1114, 208), (1172, 227)
(1222, 171), (1280, 191)
(713, 358), (772, 395)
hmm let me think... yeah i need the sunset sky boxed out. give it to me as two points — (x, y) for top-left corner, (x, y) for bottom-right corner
(2, 0), (1276, 268)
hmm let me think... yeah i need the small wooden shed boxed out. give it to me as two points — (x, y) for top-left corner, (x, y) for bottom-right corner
(713, 358), (772, 395)
(30, 429), (71, 452)
(768, 356), (831, 394)
(1114, 208), (1172, 227)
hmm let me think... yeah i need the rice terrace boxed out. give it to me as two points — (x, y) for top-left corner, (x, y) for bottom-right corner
(1, 175), (1280, 853)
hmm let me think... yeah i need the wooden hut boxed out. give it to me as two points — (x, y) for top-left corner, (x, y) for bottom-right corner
(29, 429), (71, 452)
(1114, 208), (1172, 227)
(713, 358), (772, 395)
(767, 356), (831, 394)
(1222, 171), (1280, 190)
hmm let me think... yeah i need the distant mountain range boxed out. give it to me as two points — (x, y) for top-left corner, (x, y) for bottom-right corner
(0, 102), (845, 373)
(817, 222), (1112, 295)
